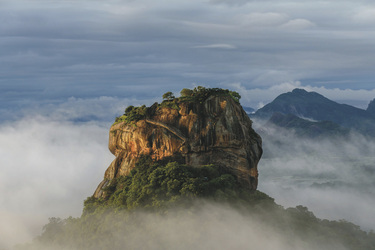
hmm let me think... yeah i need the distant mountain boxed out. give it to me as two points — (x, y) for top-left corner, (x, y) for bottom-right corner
(367, 98), (375, 116)
(242, 106), (255, 114)
(254, 88), (375, 136)
(266, 112), (349, 138)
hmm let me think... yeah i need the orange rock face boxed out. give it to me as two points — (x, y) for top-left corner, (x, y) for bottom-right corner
(93, 95), (262, 198)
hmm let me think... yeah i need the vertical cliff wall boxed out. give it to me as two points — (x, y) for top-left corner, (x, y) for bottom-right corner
(94, 95), (262, 198)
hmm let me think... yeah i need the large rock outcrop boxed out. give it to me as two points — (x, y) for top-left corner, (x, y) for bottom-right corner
(94, 95), (262, 198)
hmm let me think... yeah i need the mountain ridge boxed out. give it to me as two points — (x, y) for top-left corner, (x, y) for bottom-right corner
(253, 88), (375, 136)
(265, 112), (349, 138)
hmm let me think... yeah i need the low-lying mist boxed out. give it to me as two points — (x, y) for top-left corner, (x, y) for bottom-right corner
(0, 116), (113, 249)
(255, 119), (375, 230)
(0, 97), (151, 249)
(2, 103), (375, 249)
(17, 202), (352, 250)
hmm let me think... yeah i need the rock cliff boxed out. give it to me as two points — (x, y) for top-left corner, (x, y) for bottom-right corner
(94, 91), (262, 198)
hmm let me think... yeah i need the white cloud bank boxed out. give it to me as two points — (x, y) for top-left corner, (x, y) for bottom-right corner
(0, 116), (113, 249)
(255, 123), (375, 231)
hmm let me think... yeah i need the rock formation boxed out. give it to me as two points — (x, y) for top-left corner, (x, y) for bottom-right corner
(94, 93), (262, 198)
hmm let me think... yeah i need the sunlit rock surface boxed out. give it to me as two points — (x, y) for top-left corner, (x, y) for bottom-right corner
(94, 95), (262, 198)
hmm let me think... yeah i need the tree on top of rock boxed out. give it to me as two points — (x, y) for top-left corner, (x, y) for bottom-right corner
(180, 88), (194, 97)
(162, 91), (175, 101)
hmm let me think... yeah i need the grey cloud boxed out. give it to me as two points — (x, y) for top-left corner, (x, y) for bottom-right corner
(209, 0), (256, 6)
(2, 0), (375, 111)
(192, 43), (237, 49)
(281, 19), (315, 29)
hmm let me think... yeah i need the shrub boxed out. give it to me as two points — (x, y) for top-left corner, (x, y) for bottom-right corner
(113, 105), (148, 125)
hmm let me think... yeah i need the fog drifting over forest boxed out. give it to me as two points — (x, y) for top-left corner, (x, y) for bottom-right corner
(255, 119), (375, 231)
(15, 202), (352, 250)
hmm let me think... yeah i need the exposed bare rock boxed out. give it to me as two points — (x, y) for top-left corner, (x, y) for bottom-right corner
(94, 95), (262, 198)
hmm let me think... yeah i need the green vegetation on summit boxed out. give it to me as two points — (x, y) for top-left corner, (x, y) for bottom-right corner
(114, 86), (241, 126)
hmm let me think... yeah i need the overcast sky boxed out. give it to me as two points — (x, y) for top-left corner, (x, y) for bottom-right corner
(2, 0), (375, 119)
(2, 0), (375, 248)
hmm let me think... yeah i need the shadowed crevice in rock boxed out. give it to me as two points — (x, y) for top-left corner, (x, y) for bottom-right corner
(145, 118), (187, 143)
